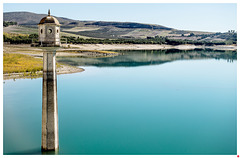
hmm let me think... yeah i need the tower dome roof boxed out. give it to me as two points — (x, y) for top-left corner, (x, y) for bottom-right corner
(39, 9), (60, 25)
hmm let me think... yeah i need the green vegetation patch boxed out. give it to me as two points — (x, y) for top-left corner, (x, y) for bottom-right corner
(3, 32), (38, 44)
(3, 21), (17, 27)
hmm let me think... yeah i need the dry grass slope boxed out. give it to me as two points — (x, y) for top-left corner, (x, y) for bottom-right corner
(3, 53), (43, 73)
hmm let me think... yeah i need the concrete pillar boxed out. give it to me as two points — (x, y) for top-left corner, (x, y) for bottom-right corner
(42, 49), (59, 151)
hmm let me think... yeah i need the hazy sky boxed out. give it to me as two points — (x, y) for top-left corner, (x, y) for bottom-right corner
(3, 3), (237, 32)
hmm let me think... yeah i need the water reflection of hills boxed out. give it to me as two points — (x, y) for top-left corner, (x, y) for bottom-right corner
(56, 49), (237, 67)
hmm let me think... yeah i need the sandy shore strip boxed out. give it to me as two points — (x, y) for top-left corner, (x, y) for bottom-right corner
(65, 44), (237, 51)
(3, 64), (84, 80)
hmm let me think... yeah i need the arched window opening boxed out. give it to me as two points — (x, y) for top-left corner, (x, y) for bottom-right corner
(48, 29), (52, 34)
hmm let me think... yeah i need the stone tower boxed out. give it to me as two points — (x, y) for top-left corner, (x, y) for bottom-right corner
(38, 9), (60, 47)
(38, 9), (59, 151)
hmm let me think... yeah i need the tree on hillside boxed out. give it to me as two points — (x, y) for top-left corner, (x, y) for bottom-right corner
(189, 33), (195, 37)
(3, 21), (17, 27)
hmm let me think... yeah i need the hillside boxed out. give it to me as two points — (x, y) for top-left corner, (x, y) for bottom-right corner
(3, 11), (175, 39)
(3, 11), (237, 42)
(3, 11), (80, 26)
(3, 11), (171, 29)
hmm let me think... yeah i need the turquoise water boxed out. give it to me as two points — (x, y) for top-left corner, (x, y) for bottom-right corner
(3, 50), (237, 155)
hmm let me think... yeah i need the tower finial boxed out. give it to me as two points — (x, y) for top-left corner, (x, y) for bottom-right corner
(48, 9), (50, 16)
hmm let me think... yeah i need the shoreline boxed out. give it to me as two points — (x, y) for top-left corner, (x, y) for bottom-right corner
(3, 43), (237, 80)
(65, 44), (237, 51)
(3, 64), (84, 80)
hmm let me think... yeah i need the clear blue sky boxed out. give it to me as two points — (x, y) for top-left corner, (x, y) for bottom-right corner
(3, 3), (237, 32)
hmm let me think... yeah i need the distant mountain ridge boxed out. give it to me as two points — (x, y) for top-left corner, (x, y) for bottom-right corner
(3, 11), (79, 26)
(3, 11), (172, 30)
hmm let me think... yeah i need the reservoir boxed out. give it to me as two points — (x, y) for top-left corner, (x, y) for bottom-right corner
(3, 49), (237, 155)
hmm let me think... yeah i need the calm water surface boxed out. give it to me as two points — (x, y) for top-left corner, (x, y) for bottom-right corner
(3, 50), (237, 155)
